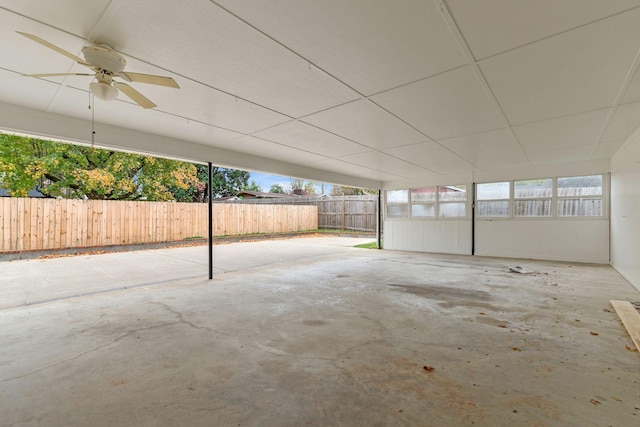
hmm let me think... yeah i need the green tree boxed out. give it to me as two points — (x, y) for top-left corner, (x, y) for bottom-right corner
(209, 167), (250, 198)
(163, 164), (253, 202)
(289, 178), (317, 195)
(0, 134), (200, 201)
(269, 183), (286, 194)
(243, 180), (262, 192)
(303, 181), (317, 195)
(331, 185), (376, 196)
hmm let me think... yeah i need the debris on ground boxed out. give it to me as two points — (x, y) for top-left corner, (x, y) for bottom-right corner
(590, 398), (601, 405)
(423, 365), (435, 372)
(508, 265), (534, 274)
(590, 331), (599, 336)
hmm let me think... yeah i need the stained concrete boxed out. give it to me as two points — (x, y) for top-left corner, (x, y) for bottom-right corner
(1, 237), (639, 426)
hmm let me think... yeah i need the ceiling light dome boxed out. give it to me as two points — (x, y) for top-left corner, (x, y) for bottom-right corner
(90, 81), (118, 101)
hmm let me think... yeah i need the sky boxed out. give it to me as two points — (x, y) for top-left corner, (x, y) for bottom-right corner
(248, 171), (331, 194)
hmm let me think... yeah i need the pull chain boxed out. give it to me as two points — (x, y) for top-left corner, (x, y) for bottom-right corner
(90, 92), (95, 148)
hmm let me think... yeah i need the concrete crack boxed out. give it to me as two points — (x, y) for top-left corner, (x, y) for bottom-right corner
(1, 320), (181, 383)
(149, 300), (216, 333)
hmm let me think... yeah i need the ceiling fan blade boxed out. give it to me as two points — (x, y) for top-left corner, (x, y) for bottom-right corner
(114, 82), (157, 109)
(23, 73), (94, 78)
(118, 72), (179, 88)
(17, 31), (91, 66)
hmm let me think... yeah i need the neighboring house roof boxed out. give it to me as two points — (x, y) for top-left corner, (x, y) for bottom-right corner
(0, 187), (46, 198)
(236, 191), (295, 199)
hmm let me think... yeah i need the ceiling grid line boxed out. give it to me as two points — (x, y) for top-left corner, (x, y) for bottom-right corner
(208, 0), (368, 102)
(587, 46), (640, 159)
(438, 0), (532, 167)
(472, 4), (640, 63)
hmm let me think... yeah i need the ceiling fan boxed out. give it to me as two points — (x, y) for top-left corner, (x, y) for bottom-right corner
(17, 31), (179, 109)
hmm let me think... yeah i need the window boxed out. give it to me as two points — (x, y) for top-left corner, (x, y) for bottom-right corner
(411, 187), (436, 217)
(438, 185), (467, 218)
(557, 175), (603, 217)
(514, 179), (552, 217)
(386, 189), (408, 218)
(477, 182), (510, 217)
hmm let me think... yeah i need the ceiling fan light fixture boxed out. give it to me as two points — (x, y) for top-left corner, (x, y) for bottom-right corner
(90, 81), (118, 101)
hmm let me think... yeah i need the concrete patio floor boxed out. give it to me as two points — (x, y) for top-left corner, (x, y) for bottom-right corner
(1, 237), (639, 426)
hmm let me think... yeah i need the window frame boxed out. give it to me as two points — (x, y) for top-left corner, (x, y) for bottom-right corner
(384, 185), (470, 221)
(556, 174), (605, 219)
(437, 185), (468, 219)
(385, 189), (409, 219)
(475, 174), (607, 221)
(476, 181), (511, 219)
(513, 178), (553, 218)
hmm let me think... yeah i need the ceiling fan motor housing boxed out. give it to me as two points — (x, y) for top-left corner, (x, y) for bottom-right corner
(82, 44), (126, 74)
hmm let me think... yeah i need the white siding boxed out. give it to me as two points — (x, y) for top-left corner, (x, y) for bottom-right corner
(384, 220), (472, 255)
(475, 219), (609, 263)
(611, 133), (640, 290)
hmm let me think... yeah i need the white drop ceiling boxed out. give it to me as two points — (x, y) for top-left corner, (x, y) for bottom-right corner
(1, 0), (640, 189)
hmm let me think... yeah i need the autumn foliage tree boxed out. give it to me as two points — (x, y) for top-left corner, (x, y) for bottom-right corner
(0, 134), (201, 201)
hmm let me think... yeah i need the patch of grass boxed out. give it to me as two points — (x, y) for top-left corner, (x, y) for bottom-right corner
(354, 241), (380, 249)
(315, 228), (369, 234)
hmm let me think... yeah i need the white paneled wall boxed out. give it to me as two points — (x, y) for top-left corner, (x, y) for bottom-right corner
(384, 220), (472, 255)
(611, 133), (640, 290)
(475, 220), (609, 263)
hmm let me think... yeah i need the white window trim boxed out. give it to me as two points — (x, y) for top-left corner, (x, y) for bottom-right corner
(475, 174), (608, 221)
(384, 185), (471, 221)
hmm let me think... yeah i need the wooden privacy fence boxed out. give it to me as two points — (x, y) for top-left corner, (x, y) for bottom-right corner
(316, 197), (377, 231)
(230, 196), (378, 232)
(0, 198), (317, 253)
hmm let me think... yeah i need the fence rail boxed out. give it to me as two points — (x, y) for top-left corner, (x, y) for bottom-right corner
(0, 198), (317, 253)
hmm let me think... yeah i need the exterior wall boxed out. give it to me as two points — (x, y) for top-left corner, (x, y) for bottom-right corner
(611, 133), (640, 290)
(384, 219), (472, 255)
(383, 162), (611, 263)
(475, 219), (609, 263)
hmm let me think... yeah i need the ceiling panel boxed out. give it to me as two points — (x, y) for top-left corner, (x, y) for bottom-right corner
(382, 141), (470, 174)
(87, 0), (359, 118)
(481, 8), (640, 125)
(215, 0), (467, 96)
(0, 11), (85, 86)
(0, 68), (61, 111)
(301, 99), (428, 150)
(591, 140), (628, 160)
(0, 0), (111, 38)
(337, 151), (429, 178)
(447, 0), (640, 60)
(527, 146), (596, 165)
(601, 102), (640, 142)
(252, 120), (370, 158)
(313, 158), (403, 182)
(217, 135), (329, 166)
(371, 66), (507, 140)
(438, 128), (528, 167)
(620, 65), (640, 105)
(513, 109), (611, 153)
(472, 153), (531, 171)
(134, 73), (291, 135)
